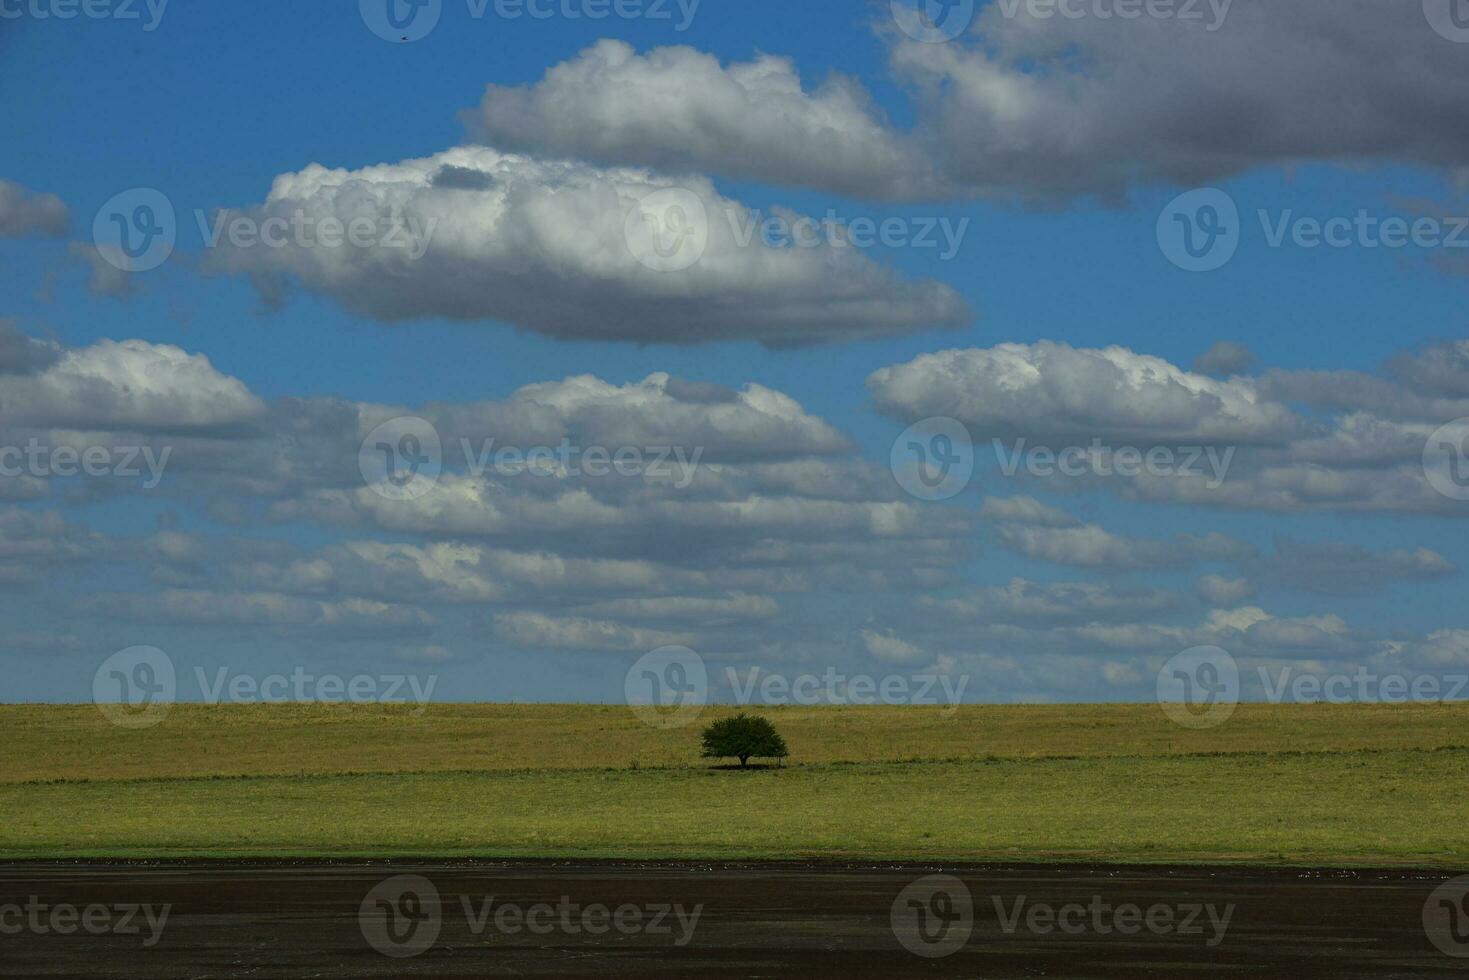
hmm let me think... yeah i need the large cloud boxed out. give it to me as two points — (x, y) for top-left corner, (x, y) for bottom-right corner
(0, 326), (973, 663)
(492, 610), (696, 653)
(469, 40), (944, 199)
(0, 326), (860, 504)
(203, 146), (969, 346)
(0, 508), (108, 587)
(893, 0), (1469, 201)
(873, 339), (1469, 516)
(869, 341), (1302, 445)
(429, 372), (851, 463)
(0, 337), (265, 432)
(81, 589), (434, 634)
(464, 6), (1469, 203)
(276, 463), (967, 575)
(1388, 340), (1469, 398)
(0, 321), (59, 375)
(4, 325), (1465, 692)
(1248, 540), (1456, 597)
(994, 522), (1254, 569)
(924, 578), (1178, 626)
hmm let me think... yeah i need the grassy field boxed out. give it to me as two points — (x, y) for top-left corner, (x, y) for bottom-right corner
(3, 702), (1466, 865)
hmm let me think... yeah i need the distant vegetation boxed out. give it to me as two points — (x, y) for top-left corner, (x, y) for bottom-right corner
(700, 714), (789, 768)
(3, 702), (1467, 864)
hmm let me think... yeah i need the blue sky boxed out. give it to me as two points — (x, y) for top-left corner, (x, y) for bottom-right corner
(3, 0), (1469, 707)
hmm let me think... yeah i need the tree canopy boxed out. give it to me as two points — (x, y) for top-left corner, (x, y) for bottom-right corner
(700, 714), (789, 768)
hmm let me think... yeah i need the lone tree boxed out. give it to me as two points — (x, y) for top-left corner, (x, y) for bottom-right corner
(701, 714), (789, 768)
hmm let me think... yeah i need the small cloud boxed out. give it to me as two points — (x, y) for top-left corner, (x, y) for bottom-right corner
(1192, 342), (1257, 377)
(0, 178), (68, 238)
(68, 243), (137, 298)
(392, 644), (462, 664)
(980, 495), (1079, 528)
(1197, 574), (1256, 606)
(858, 628), (928, 666)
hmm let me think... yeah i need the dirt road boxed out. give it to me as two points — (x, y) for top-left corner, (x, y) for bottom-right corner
(2, 861), (1465, 977)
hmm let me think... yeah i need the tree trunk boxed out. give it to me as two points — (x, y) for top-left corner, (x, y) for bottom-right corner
(739, 755), (749, 767)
